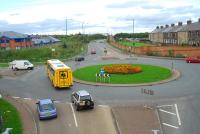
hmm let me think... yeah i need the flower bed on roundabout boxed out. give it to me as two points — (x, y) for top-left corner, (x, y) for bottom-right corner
(73, 64), (172, 84)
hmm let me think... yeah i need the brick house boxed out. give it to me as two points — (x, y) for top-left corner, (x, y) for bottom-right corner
(149, 18), (200, 46)
(0, 31), (32, 49)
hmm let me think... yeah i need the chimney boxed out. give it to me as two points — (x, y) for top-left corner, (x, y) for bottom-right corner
(187, 20), (192, 25)
(178, 22), (182, 26)
(198, 18), (200, 22)
(156, 26), (159, 29)
(160, 26), (164, 29)
(165, 24), (169, 28)
(171, 24), (175, 27)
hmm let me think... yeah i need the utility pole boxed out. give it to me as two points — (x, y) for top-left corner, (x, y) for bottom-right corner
(66, 17), (68, 36)
(132, 19), (135, 56)
(82, 22), (84, 34)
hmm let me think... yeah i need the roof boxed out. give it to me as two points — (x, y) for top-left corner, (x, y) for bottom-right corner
(151, 27), (167, 33)
(179, 22), (200, 32)
(0, 31), (28, 39)
(77, 90), (90, 96)
(39, 99), (53, 105)
(47, 59), (70, 70)
(32, 36), (60, 45)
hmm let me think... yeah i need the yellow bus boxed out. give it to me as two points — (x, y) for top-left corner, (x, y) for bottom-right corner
(47, 59), (73, 88)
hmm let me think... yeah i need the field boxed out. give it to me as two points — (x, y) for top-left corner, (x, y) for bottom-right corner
(118, 41), (148, 47)
(0, 99), (22, 134)
(73, 64), (172, 84)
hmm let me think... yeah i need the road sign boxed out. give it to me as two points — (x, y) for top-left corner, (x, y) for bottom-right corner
(141, 88), (154, 95)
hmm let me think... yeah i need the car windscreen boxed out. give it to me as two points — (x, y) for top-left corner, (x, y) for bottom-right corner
(40, 103), (55, 111)
(80, 95), (91, 101)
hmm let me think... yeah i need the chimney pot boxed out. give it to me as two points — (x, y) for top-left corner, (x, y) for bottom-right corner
(178, 22), (182, 26)
(160, 26), (164, 29)
(165, 24), (169, 28)
(156, 26), (159, 29)
(198, 18), (200, 22)
(171, 24), (175, 27)
(187, 20), (192, 25)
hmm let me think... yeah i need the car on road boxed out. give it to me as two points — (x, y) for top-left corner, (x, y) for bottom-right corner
(91, 49), (96, 54)
(185, 57), (200, 63)
(36, 99), (57, 120)
(75, 56), (85, 62)
(71, 90), (94, 111)
(9, 60), (34, 70)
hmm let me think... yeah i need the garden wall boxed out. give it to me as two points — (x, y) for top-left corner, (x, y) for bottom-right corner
(109, 40), (200, 58)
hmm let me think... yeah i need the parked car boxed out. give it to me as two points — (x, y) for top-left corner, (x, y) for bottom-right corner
(185, 57), (200, 63)
(71, 90), (94, 111)
(91, 49), (96, 54)
(9, 60), (34, 70)
(36, 99), (57, 120)
(75, 56), (84, 62)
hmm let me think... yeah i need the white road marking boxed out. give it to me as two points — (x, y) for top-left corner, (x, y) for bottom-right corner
(157, 105), (173, 108)
(159, 109), (176, 115)
(24, 98), (32, 100)
(162, 123), (179, 129)
(175, 104), (182, 126)
(12, 96), (20, 99)
(98, 105), (109, 108)
(70, 103), (78, 127)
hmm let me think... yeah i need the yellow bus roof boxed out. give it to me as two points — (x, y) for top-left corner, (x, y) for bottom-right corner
(47, 59), (71, 70)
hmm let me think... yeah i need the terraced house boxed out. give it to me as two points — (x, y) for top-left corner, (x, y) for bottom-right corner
(149, 18), (200, 46)
(0, 31), (32, 49)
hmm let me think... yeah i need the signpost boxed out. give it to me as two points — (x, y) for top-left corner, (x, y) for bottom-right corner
(95, 73), (110, 83)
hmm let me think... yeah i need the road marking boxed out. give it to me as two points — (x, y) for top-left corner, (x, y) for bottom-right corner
(98, 105), (109, 108)
(24, 98), (32, 100)
(159, 109), (176, 115)
(175, 104), (181, 126)
(12, 96), (20, 99)
(70, 103), (78, 127)
(162, 123), (179, 129)
(157, 105), (173, 108)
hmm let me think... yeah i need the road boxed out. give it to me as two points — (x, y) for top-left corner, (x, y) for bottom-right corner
(0, 39), (200, 134)
(23, 99), (116, 134)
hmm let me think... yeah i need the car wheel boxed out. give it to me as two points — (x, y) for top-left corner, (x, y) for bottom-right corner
(15, 67), (18, 71)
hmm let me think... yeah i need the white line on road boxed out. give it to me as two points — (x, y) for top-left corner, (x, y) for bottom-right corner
(24, 98), (32, 100)
(175, 104), (182, 126)
(70, 103), (78, 127)
(162, 123), (179, 129)
(157, 105), (173, 108)
(159, 109), (176, 115)
(12, 96), (20, 99)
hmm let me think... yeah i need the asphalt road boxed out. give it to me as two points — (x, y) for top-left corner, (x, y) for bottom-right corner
(23, 99), (116, 134)
(1, 39), (200, 134)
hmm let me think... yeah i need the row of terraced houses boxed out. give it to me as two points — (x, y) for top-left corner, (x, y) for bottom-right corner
(149, 18), (200, 46)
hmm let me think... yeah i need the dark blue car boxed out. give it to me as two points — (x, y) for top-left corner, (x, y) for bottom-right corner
(36, 99), (57, 120)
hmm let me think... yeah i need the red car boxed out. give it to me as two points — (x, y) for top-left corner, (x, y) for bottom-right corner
(185, 57), (200, 63)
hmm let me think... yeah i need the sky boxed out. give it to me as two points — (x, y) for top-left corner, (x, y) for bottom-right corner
(0, 0), (200, 35)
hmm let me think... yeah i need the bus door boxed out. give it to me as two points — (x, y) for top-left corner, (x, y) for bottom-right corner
(59, 71), (68, 87)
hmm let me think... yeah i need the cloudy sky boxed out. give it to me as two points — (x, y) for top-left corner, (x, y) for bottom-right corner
(0, 0), (200, 34)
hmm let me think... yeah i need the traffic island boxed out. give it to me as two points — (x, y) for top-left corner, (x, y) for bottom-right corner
(73, 64), (180, 87)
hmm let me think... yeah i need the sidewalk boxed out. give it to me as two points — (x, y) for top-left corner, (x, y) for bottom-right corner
(3, 96), (36, 134)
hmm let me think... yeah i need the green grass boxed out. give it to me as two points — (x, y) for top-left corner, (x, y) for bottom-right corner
(73, 64), (172, 84)
(0, 63), (8, 67)
(118, 41), (148, 47)
(0, 99), (22, 134)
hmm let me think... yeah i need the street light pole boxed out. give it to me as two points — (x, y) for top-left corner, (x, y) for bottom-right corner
(66, 17), (68, 36)
(132, 19), (135, 57)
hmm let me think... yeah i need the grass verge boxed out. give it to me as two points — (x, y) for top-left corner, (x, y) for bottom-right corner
(0, 99), (22, 134)
(73, 64), (171, 84)
(118, 41), (148, 47)
(0, 63), (9, 68)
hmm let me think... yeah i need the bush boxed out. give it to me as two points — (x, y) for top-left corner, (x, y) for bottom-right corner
(103, 64), (142, 74)
(175, 54), (185, 58)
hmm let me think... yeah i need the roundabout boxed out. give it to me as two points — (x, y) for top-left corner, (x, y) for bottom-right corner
(73, 64), (177, 86)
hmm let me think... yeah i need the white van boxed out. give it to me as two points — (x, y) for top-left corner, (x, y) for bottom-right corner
(9, 60), (34, 70)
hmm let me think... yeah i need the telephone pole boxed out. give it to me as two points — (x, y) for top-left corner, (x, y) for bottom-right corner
(66, 17), (68, 35)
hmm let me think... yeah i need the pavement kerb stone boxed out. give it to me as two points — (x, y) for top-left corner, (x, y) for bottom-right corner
(110, 108), (121, 134)
(73, 69), (181, 87)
